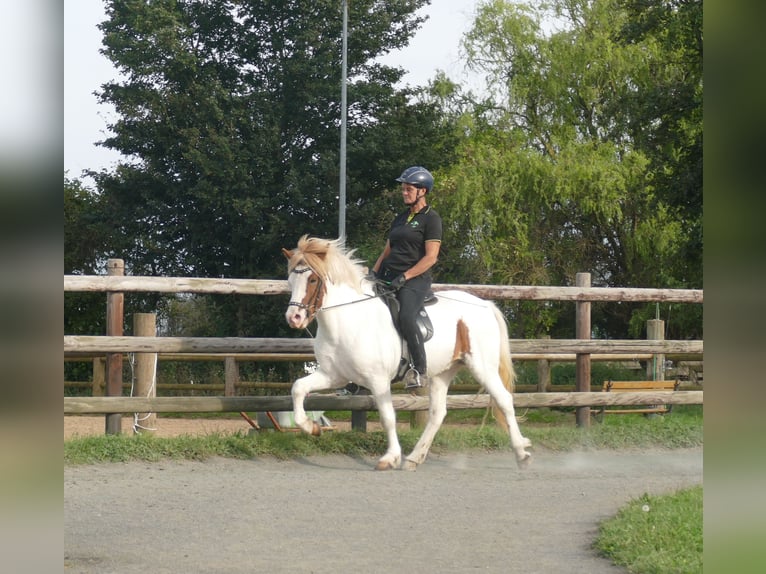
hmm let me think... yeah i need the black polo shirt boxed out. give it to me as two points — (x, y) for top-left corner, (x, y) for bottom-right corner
(381, 205), (442, 276)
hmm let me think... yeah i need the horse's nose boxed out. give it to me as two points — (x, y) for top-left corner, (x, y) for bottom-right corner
(286, 309), (304, 329)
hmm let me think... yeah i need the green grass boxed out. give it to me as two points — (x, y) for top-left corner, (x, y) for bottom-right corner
(594, 486), (703, 573)
(522, 405), (703, 451)
(64, 424), (515, 465)
(64, 405), (703, 465)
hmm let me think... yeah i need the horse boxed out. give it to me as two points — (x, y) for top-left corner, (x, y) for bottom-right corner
(282, 235), (532, 471)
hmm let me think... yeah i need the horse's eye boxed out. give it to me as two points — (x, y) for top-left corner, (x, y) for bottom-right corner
(308, 277), (318, 284)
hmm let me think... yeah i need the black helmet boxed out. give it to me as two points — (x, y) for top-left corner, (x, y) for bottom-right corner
(395, 166), (434, 193)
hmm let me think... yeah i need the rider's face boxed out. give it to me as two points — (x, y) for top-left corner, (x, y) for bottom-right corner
(402, 183), (423, 205)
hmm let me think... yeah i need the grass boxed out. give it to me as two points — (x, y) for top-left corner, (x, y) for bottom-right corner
(594, 486), (703, 573)
(64, 405), (703, 465)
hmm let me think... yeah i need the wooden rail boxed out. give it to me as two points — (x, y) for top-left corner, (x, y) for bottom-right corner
(64, 391), (703, 414)
(64, 264), (703, 431)
(65, 275), (703, 303)
(64, 336), (703, 355)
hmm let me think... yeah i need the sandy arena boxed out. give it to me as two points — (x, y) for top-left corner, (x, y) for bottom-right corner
(65, 416), (702, 573)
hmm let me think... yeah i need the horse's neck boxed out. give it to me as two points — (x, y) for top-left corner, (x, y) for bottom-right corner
(318, 282), (390, 336)
(323, 281), (373, 306)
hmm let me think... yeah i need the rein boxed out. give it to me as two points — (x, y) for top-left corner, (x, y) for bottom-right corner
(288, 265), (386, 315)
(318, 292), (382, 313)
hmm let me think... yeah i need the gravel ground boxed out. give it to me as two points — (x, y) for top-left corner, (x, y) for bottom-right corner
(64, 445), (702, 574)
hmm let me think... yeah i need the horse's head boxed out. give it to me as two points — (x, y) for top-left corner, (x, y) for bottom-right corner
(282, 235), (368, 329)
(282, 244), (326, 330)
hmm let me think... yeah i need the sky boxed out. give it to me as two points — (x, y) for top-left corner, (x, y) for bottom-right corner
(64, 1), (484, 180)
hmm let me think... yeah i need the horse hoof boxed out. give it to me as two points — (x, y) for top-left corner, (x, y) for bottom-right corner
(516, 453), (532, 470)
(522, 437), (532, 449)
(401, 459), (418, 472)
(375, 460), (395, 471)
(311, 421), (322, 436)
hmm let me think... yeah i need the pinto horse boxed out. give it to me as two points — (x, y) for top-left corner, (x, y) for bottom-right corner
(282, 235), (532, 471)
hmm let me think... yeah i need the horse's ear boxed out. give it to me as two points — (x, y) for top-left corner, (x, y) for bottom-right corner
(282, 248), (293, 260)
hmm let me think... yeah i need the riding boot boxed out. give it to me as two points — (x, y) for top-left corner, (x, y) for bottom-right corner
(403, 334), (428, 389)
(395, 274), (430, 390)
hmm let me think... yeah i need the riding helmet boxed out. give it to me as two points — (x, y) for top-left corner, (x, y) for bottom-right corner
(395, 166), (434, 193)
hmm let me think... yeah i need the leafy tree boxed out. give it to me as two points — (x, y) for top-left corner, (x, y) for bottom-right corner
(64, 175), (107, 336)
(65, 175), (109, 383)
(433, 0), (701, 339)
(87, 0), (460, 343)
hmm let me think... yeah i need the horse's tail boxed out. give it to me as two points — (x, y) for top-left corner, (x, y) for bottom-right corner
(491, 303), (515, 433)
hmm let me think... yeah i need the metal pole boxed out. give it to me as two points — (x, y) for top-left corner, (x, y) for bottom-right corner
(338, 0), (348, 240)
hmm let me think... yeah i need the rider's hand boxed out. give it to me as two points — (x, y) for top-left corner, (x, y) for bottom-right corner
(390, 274), (407, 290)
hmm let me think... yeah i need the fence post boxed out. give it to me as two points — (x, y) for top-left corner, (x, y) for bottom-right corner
(224, 357), (239, 397)
(133, 313), (157, 435)
(647, 319), (665, 381)
(105, 259), (124, 435)
(412, 386), (429, 429)
(351, 387), (370, 431)
(92, 357), (105, 396)
(536, 335), (551, 392)
(575, 272), (591, 428)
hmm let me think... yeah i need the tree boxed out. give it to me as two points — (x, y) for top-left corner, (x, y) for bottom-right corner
(64, 175), (108, 336)
(65, 175), (109, 384)
(88, 0), (460, 341)
(433, 0), (702, 338)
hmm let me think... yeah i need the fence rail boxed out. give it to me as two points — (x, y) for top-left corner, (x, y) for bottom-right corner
(64, 336), (702, 355)
(65, 275), (703, 303)
(64, 391), (703, 415)
(64, 263), (703, 432)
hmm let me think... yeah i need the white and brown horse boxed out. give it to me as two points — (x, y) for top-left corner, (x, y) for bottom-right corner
(282, 235), (531, 470)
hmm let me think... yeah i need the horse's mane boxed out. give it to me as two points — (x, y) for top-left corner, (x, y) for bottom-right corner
(290, 235), (367, 293)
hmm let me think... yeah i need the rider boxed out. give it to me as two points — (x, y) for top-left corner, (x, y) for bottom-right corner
(372, 166), (443, 389)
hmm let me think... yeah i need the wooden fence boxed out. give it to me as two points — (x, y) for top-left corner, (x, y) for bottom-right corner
(64, 260), (703, 432)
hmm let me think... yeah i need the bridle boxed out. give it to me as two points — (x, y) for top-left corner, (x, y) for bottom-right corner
(287, 266), (325, 323)
(287, 264), (390, 324)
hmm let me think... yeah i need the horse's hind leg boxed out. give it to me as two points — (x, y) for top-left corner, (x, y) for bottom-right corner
(480, 373), (532, 468)
(402, 372), (452, 471)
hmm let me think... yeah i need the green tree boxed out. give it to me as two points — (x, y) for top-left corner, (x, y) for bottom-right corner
(88, 0), (458, 342)
(64, 175), (108, 336)
(433, 0), (701, 339)
(64, 175), (109, 384)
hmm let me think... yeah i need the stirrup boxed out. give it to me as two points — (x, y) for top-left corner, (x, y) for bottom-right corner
(403, 367), (423, 390)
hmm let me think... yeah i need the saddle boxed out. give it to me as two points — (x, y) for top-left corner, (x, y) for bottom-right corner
(374, 282), (438, 382)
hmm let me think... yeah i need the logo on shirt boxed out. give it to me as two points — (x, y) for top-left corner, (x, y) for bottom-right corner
(409, 220), (420, 228)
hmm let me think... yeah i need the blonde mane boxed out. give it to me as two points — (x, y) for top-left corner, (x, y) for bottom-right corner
(289, 235), (366, 292)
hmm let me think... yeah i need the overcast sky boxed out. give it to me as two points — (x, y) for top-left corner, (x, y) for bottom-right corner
(64, 1), (484, 179)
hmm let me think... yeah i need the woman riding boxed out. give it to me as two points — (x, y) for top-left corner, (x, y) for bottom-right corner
(371, 166), (443, 389)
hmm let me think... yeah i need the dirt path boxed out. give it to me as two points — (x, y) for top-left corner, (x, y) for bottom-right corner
(65, 428), (702, 573)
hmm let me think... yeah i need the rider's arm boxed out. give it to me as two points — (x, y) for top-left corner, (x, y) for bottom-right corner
(372, 240), (392, 274)
(403, 240), (441, 280)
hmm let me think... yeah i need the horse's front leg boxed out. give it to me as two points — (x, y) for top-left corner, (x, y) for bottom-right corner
(370, 384), (402, 471)
(402, 374), (450, 471)
(291, 371), (337, 436)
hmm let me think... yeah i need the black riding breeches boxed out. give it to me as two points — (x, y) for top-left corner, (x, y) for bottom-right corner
(396, 274), (430, 374)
